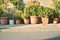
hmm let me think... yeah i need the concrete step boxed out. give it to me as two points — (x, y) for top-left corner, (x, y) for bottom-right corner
(0, 24), (60, 32)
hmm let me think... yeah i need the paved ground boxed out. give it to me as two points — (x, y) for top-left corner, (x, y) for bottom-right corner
(0, 24), (60, 32)
(0, 31), (60, 40)
(0, 24), (60, 40)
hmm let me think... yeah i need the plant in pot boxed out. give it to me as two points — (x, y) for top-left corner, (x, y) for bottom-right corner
(28, 5), (39, 24)
(0, 8), (3, 24)
(51, 10), (59, 24)
(38, 6), (53, 24)
(14, 11), (22, 24)
(8, 13), (15, 25)
(38, 6), (44, 24)
(1, 13), (8, 25)
(21, 7), (30, 24)
(52, 0), (60, 24)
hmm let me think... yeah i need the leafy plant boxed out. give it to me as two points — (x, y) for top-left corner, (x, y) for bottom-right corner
(14, 12), (22, 19)
(11, 0), (24, 10)
(28, 5), (38, 16)
(0, 8), (3, 17)
(50, 10), (59, 19)
(38, 6), (44, 17)
(38, 6), (53, 18)
(21, 7), (30, 19)
(53, 0), (60, 18)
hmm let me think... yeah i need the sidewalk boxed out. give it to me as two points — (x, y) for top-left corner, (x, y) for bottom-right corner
(0, 24), (60, 32)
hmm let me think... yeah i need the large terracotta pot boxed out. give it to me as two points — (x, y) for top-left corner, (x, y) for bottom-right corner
(42, 17), (49, 24)
(24, 19), (30, 24)
(30, 16), (38, 24)
(16, 19), (21, 24)
(1, 17), (8, 25)
(53, 18), (58, 24)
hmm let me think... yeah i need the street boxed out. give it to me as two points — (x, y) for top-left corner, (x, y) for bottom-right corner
(0, 31), (60, 40)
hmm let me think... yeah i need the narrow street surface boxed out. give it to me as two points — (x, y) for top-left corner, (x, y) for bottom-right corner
(0, 31), (60, 40)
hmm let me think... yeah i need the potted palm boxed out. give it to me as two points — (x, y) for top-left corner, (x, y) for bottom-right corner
(38, 6), (53, 24)
(28, 5), (39, 24)
(21, 7), (30, 24)
(14, 11), (22, 24)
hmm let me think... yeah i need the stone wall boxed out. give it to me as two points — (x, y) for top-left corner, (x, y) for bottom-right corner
(23, 0), (54, 8)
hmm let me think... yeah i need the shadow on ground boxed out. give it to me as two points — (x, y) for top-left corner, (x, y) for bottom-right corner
(0, 24), (28, 32)
(45, 36), (60, 40)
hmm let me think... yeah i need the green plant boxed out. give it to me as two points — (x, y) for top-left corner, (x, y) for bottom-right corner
(0, 8), (3, 17)
(11, 0), (24, 10)
(1, 13), (8, 17)
(38, 6), (44, 17)
(51, 10), (59, 18)
(53, 0), (60, 18)
(14, 12), (22, 19)
(28, 5), (38, 16)
(38, 6), (53, 18)
(21, 7), (30, 19)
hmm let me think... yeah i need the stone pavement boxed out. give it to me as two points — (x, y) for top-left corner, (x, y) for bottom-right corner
(0, 31), (60, 40)
(0, 24), (60, 32)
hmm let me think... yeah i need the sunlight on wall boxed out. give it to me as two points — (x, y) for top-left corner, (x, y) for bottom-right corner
(23, 0), (53, 8)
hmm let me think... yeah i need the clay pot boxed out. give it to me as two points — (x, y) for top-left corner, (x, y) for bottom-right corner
(53, 18), (58, 24)
(30, 16), (38, 24)
(16, 19), (21, 24)
(42, 17), (49, 24)
(1, 17), (8, 25)
(24, 19), (30, 24)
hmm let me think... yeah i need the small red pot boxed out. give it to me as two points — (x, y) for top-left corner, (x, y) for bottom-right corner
(16, 19), (21, 24)
(24, 19), (30, 24)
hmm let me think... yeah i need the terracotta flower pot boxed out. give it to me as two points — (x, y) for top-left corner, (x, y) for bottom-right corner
(30, 16), (38, 24)
(24, 19), (30, 24)
(16, 19), (21, 24)
(1, 17), (8, 25)
(42, 17), (49, 24)
(53, 18), (58, 24)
